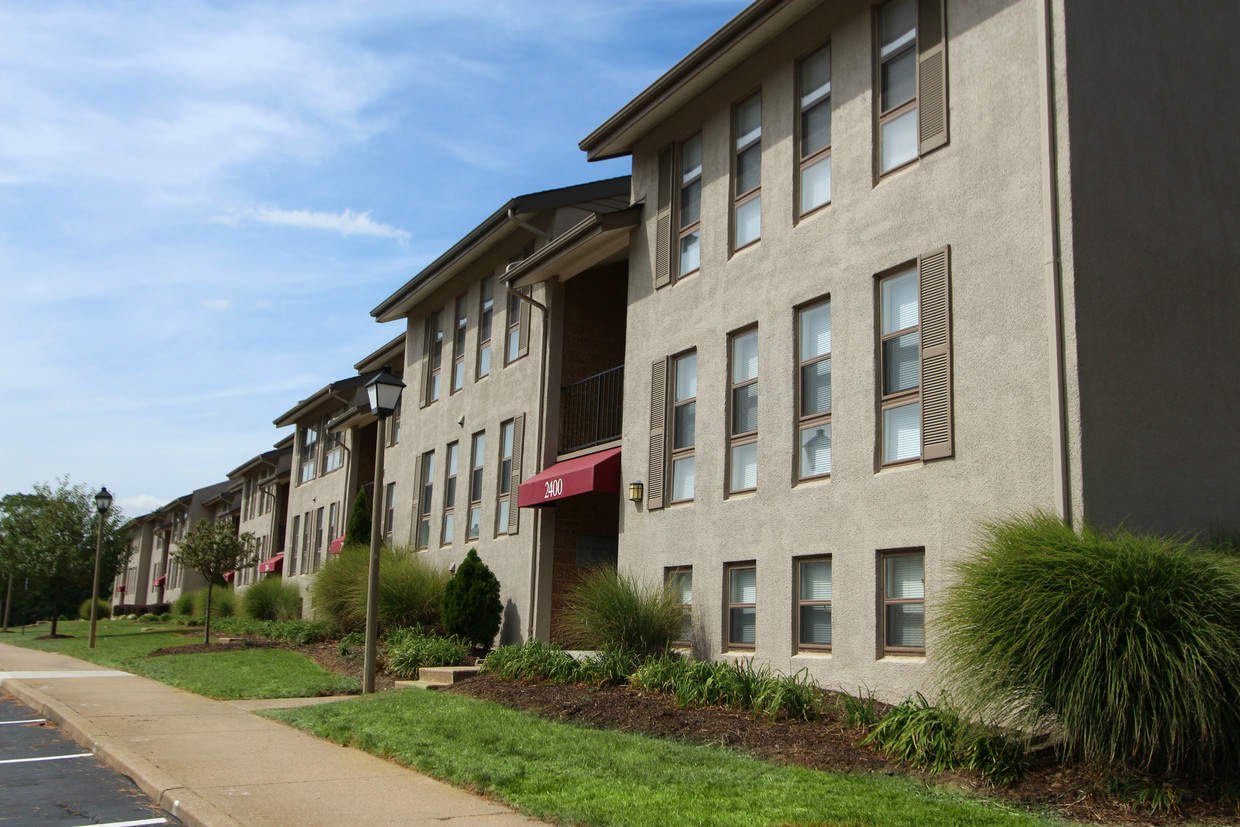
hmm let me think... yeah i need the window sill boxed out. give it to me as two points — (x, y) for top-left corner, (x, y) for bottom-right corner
(876, 459), (923, 475)
(792, 650), (832, 659)
(878, 653), (926, 663)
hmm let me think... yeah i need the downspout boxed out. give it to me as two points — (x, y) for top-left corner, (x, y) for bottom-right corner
(1038, 0), (1071, 525)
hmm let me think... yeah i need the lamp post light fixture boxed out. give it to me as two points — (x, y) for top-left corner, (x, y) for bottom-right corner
(88, 486), (113, 649)
(362, 367), (405, 694)
(628, 480), (644, 504)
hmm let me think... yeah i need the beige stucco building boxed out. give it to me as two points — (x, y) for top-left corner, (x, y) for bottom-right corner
(227, 441), (292, 592)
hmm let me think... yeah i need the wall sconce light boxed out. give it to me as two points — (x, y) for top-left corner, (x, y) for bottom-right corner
(628, 481), (644, 504)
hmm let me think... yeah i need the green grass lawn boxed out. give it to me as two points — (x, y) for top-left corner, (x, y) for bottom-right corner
(3, 618), (357, 700)
(269, 689), (1061, 827)
(134, 649), (359, 699)
(2, 618), (203, 669)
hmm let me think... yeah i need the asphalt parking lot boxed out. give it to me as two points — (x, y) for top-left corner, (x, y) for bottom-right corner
(0, 694), (179, 826)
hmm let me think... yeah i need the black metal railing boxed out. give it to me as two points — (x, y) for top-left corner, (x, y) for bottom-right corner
(559, 365), (624, 454)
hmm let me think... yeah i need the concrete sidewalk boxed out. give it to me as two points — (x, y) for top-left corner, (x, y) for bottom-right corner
(0, 642), (544, 827)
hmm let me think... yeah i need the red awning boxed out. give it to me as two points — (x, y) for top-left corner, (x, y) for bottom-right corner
(328, 535), (345, 555)
(223, 570), (235, 582)
(153, 575), (166, 587)
(518, 447), (621, 507)
(258, 554), (285, 573)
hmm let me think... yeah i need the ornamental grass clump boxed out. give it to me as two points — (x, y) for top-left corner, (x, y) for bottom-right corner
(561, 567), (684, 656)
(310, 545), (449, 634)
(938, 512), (1240, 778)
(78, 597), (112, 621)
(240, 576), (302, 621)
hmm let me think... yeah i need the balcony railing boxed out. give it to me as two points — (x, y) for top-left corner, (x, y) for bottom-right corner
(559, 365), (623, 455)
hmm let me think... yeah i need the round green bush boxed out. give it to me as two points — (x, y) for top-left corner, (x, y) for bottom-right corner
(441, 549), (502, 652)
(938, 513), (1240, 777)
(77, 597), (112, 621)
(241, 576), (302, 621)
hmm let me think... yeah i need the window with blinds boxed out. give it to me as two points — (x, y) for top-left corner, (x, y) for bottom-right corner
(727, 563), (757, 650)
(797, 300), (832, 480)
(665, 567), (693, 645)
(797, 557), (832, 650)
(882, 550), (925, 654)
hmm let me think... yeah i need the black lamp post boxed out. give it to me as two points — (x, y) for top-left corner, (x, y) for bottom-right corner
(362, 368), (405, 693)
(88, 486), (113, 649)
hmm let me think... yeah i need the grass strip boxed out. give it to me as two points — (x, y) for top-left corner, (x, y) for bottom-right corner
(2, 619), (201, 669)
(269, 689), (1059, 827)
(134, 649), (359, 699)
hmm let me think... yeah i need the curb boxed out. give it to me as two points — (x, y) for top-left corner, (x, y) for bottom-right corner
(2, 677), (243, 827)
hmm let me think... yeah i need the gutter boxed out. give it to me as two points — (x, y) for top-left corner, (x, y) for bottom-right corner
(1038, 0), (1071, 524)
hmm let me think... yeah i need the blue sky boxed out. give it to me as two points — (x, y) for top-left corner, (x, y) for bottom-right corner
(0, 0), (747, 517)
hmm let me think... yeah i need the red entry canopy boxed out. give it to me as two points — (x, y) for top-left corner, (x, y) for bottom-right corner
(222, 570), (235, 582)
(518, 447), (621, 508)
(153, 575), (166, 587)
(258, 554), (285, 574)
(328, 535), (345, 555)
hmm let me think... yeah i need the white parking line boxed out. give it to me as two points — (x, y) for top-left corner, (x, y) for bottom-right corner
(75, 819), (169, 827)
(0, 753), (92, 765)
(0, 718), (46, 725)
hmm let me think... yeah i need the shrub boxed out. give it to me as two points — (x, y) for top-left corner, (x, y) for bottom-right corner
(171, 591), (195, 617)
(938, 512), (1240, 777)
(481, 640), (585, 683)
(863, 694), (1027, 785)
(78, 597), (112, 620)
(441, 549), (503, 653)
(241, 576), (302, 621)
(562, 567), (683, 656)
(190, 586), (236, 620)
(211, 616), (333, 645)
(837, 689), (882, 729)
(158, 612), (172, 622)
(310, 545), (449, 634)
(630, 655), (822, 721)
(345, 489), (371, 547)
(139, 613), (161, 622)
(386, 628), (467, 680)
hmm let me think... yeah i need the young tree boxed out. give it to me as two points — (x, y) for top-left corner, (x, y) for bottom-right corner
(172, 519), (258, 643)
(0, 481), (127, 636)
(345, 488), (371, 547)
(441, 549), (503, 654)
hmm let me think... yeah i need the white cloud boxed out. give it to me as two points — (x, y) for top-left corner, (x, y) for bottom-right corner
(117, 494), (166, 516)
(201, 298), (232, 311)
(227, 206), (410, 243)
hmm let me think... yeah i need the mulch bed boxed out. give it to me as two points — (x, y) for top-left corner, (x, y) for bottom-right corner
(147, 640), (1239, 825)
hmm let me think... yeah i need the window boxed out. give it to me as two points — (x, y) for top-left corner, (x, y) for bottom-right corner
(423, 311), (444, 405)
(301, 510), (311, 573)
(728, 328), (758, 494)
(678, 135), (703, 276)
(797, 45), (832, 216)
(467, 432), (485, 541)
(505, 289), (530, 364)
(881, 550), (925, 654)
(324, 430), (344, 473)
(733, 94), (762, 250)
(451, 294), (467, 394)
(726, 563), (756, 650)
(384, 482), (396, 541)
(417, 451), (434, 550)
(298, 424), (318, 483)
(442, 442), (459, 544)
(327, 501), (339, 545)
(876, 0), (948, 176)
(496, 420), (514, 535)
(879, 248), (952, 465)
(666, 567), (693, 645)
(313, 507), (325, 570)
(389, 399), (401, 446)
(797, 300), (832, 479)
(290, 514), (300, 573)
(796, 557), (832, 651)
(477, 278), (494, 379)
(671, 352), (697, 503)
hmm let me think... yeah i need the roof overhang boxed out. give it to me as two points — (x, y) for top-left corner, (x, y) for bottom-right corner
(503, 206), (640, 289)
(580, 0), (817, 161)
(371, 177), (631, 323)
(273, 372), (378, 428)
(354, 332), (406, 373)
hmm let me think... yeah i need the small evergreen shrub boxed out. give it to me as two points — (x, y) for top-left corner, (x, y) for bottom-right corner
(241, 576), (302, 621)
(939, 513), (1240, 777)
(310, 545), (449, 634)
(345, 489), (371, 547)
(441, 549), (503, 653)
(78, 597), (112, 620)
(562, 567), (683, 656)
(386, 628), (467, 679)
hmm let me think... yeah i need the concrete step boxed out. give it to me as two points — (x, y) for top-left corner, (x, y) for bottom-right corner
(412, 666), (479, 685)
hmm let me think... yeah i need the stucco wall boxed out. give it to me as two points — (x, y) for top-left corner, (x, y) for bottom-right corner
(617, 0), (1056, 703)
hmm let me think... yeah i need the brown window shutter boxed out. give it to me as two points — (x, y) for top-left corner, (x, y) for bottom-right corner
(919, 245), (953, 460)
(418, 317), (431, 409)
(654, 146), (674, 289)
(917, 0), (948, 155)
(647, 358), (668, 510)
(517, 290), (532, 358)
(508, 413), (524, 534)
(408, 453), (423, 539)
